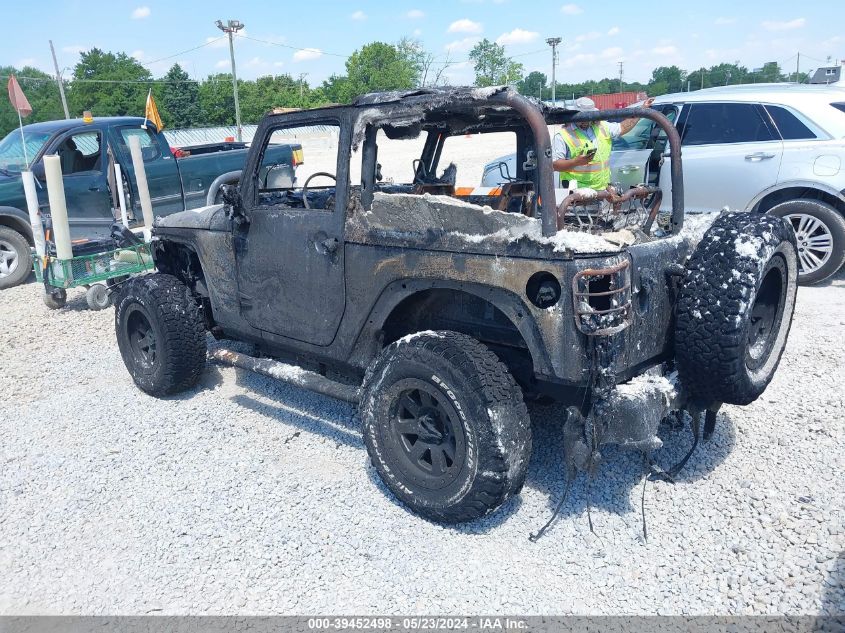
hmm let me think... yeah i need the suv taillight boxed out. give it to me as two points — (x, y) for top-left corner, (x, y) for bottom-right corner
(572, 259), (632, 336)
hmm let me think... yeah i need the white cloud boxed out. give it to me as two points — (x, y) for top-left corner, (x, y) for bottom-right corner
(131, 6), (150, 19)
(714, 17), (736, 25)
(560, 4), (583, 15)
(130, 50), (145, 60)
(407, 9), (425, 19)
(496, 28), (539, 46)
(215, 60), (230, 69)
(652, 45), (678, 55)
(245, 56), (264, 68)
(607, 26), (620, 36)
(600, 47), (623, 59)
(448, 18), (482, 34)
(273, 61), (285, 68)
(62, 45), (87, 54)
(445, 37), (480, 52)
(762, 18), (806, 31)
(351, 10), (366, 21)
(575, 31), (601, 43)
(293, 48), (322, 61)
(413, 28), (423, 37)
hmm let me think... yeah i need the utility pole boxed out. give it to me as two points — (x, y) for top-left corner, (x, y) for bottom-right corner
(795, 52), (800, 83)
(216, 19), (245, 142)
(546, 37), (561, 104)
(725, 70), (731, 86)
(700, 67), (705, 90)
(49, 40), (70, 119)
(298, 73), (308, 99)
(618, 61), (624, 93)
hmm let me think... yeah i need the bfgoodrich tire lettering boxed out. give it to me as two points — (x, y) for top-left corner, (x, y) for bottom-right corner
(115, 273), (207, 396)
(675, 212), (798, 406)
(360, 331), (531, 524)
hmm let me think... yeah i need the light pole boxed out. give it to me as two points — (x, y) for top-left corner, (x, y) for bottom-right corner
(546, 37), (561, 104)
(216, 19), (245, 142)
(298, 72), (308, 100)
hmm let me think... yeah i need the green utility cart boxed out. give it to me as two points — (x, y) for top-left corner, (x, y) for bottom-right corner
(33, 242), (154, 310)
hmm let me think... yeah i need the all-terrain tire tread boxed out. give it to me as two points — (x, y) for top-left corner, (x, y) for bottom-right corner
(116, 273), (206, 396)
(675, 212), (796, 405)
(361, 331), (531, 524)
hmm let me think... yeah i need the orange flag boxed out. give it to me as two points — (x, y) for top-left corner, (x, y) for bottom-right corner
(144, 88), (164, 131)
(7, 74), (32, 117)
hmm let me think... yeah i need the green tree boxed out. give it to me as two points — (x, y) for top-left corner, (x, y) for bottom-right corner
(197, 74), (236, 125)
(0, 66), (66, 138)
(396, 37), (426, 87)
(468, 39), (523, 87)
(648, 65), (686, 95)
(158, 64), (201, 129)
(68, 48), (151, 117)
(345, 42), (417, 97)
(320, 74), (353, 104)
(517, 71), (547, 98)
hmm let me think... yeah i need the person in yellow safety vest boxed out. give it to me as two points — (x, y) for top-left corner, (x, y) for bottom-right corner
(552, 96), (655, 191)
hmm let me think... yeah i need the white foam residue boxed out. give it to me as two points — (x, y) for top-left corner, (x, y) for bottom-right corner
(615, 372), (678, 405)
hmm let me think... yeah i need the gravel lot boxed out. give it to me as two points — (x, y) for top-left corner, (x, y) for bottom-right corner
(1, 268), (843, 616)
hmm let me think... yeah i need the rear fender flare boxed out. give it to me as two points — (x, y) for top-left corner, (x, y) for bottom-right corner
(352, 278), (554, 376)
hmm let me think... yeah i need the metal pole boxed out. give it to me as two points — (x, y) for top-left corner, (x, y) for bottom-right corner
(228, 31), (242, 142)
(618, 61), (624, 93)
(49, 40), (70, 119)
(546, 37), (561, 104)
(795, 52), (800, 83)
(217, 19), (244, 142)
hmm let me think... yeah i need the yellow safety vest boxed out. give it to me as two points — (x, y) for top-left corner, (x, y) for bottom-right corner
(556, 122), (612, 190)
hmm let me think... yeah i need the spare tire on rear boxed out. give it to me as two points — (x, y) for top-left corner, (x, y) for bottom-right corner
(675, 212), (798, 406)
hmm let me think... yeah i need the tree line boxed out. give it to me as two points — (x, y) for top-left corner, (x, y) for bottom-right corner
(1, 39), (801, 138)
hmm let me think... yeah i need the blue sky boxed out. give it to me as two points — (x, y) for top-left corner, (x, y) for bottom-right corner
(4, 0), (844, 86)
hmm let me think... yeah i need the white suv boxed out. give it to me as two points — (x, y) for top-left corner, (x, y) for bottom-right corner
(482, 83), (845, 284)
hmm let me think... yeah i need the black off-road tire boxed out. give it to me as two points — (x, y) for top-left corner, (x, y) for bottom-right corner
(0, 226), (32, 290)
(360, 331), (532, 524)
(767, 199), (845, 285)
(675, 212), (798, 406)
(115, 273), (207, 396)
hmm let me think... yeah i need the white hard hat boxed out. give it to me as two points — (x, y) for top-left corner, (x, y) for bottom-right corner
(573, 97), (598, 112)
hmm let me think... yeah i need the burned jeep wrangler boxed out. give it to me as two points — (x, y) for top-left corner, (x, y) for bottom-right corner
(115, 87), (798, 524)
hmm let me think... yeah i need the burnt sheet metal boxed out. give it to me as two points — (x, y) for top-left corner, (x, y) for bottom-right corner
(563, 360), (685, 475)
(345, 192), (625, 259)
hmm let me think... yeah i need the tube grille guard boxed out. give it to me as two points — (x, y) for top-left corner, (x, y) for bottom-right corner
(572, 259), (632, 336)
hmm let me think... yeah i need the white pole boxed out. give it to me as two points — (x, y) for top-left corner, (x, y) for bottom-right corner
(22, 170), (46, 258)
(43, 155), (73, 260)
(128, 135), (154, 241)
(114, 162), (130, 228)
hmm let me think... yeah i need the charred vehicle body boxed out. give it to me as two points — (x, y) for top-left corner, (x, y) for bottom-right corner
(114, 87), (799, 524)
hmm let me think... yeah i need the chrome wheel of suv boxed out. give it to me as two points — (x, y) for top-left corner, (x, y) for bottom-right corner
(0, 237), (19, 279)
(786, 212), (833, 276)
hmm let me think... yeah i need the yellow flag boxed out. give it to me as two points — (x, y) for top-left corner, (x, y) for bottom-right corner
(144, 88), (164, 131)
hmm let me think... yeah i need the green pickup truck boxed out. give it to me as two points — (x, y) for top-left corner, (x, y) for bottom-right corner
(0, 116), (301, 289)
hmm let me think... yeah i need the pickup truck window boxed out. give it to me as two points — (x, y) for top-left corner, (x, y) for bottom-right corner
(57, 131), (102, 174)
(0, 130), (51, 172)
(257, 123), (337, 211)
(764, 105), (818, 140)
(681, 103), (776, 146)
(118, 127), (161, 162)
